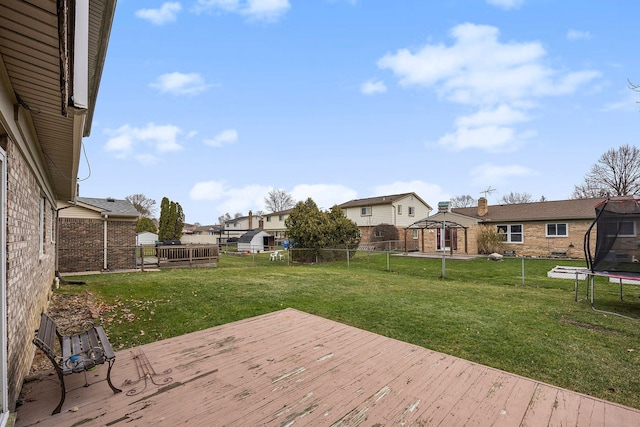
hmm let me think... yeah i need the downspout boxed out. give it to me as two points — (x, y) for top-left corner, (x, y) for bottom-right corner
(103, 214), (108, 271)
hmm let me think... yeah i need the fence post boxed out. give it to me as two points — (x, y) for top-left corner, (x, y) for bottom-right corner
(346, 246), (350, 268)
(386, 251), (390, 271)
(521, 256), (525, 286)
(140, 246), (145, 272)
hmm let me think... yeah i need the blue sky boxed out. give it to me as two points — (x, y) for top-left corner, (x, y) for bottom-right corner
(80, 0), (640, 224)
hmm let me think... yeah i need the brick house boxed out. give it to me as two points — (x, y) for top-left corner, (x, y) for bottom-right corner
(423, 197), (604, 258)
(57, 197), (139, 272)
(0, 0), (116, 418)
(338, 193), (432, 248)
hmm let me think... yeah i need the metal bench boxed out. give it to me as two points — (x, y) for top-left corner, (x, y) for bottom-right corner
(33, 312), (122, 414)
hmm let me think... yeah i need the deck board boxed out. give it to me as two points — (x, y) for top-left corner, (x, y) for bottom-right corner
(15, 308), (640, 426)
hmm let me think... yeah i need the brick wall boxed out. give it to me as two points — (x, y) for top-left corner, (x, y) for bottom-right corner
(4, 136), (56, 409)
(58, 218), (137, 272)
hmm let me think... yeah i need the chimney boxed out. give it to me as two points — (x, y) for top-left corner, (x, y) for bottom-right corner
(248, 210), (253, 229)
(478, 197), (488, 216)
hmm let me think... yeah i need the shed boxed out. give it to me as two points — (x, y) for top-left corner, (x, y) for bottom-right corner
(137, 231), (159, 246)
(238, 231), (274, 253)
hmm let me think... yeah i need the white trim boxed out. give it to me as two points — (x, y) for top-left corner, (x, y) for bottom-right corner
(545, 223), (568, 237)
(0, 149), (8, 420)
(497, 224), (524, 244)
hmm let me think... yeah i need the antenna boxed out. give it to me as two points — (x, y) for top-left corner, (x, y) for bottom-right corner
(480, 186), (496, 198)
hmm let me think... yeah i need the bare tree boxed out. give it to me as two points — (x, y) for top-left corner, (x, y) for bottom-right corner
(450, 194), (476, 208)
(499, 192), (533, 204)
(264, 189), (295, 212)
(572, 144), (640, 199)
(125, 193), (156, 217)
(218, 213), (231, 224)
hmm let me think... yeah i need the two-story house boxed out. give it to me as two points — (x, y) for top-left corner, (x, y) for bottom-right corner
(262, 209), (293, 245)
(338, 193), (432, 248)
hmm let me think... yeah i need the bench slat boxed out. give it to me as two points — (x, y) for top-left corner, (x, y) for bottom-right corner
(32, 311), (121, 414)
(95, 326), (116, 360)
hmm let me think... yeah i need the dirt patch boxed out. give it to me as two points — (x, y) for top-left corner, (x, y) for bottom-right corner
(560, 317), (619, 335)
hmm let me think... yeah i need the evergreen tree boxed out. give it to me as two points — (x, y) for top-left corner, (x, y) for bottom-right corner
(136, 217), (157, 233)
(158, 197), (184, 241)
(285, 198), (360, 262)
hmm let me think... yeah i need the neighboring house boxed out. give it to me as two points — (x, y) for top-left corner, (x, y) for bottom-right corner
(425, 197), (604, 258)
(338, 193), (432, 246)
(262, 209), (292, 243)
(57, 197), (139, 272)
(0, 0), (116, 418)
(223, 211), (263, 241)
(238, 230), (275, 253)
(137, 232), (159, 246)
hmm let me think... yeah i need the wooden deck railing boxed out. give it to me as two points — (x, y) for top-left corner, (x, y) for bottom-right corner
(136, 244), (219, 269)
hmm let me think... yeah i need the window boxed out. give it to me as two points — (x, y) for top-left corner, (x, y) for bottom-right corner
(374, 230), (384, 238)
(604, 221), (636, 237)
(497, 224), (523, 243)
(279, 215), (284, 221)
(361, 207), (372, 216)
(266, 216), (271, 222)
(397, 205), (402, 215)
(546, 223), (568, 237)
(408, 207), (415, 217)
(39, 197), (45, 255)
(412, 229), (418, 239)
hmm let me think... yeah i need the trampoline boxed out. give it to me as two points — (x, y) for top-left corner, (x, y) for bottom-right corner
(580, 197), (640, 319)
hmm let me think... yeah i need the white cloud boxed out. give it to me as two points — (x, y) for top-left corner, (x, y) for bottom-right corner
(194, 0), (290, 21)
(373, 181), (449, 208)
(104, 123), (184, 160)
(378, 22), (600, 152)
(378, 23), (599, 106)
(360, 79), (387, 95)
(190, 181), (228, 201)
(567, 29), (591, 41)
(470, 163), (534, 186)
(486, 0), (524, 10)
(455, 104), (529, 127)
(135, 2), (182, 25)
(290, 184), (358, 209)
(204, 129), (239, 147)
(189, 180), (271, 214)
(150, 72), (212, 96)
(437, 126), (515, 151)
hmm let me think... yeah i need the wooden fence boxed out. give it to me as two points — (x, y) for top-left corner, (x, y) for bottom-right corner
(136, 244), (219, 269)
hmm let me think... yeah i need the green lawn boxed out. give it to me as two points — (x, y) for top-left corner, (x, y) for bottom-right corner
(59, 253), (640, 409)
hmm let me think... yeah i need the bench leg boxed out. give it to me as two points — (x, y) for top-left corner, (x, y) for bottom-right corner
(106, 359), (122, 394)
(52, 368), (66, 415)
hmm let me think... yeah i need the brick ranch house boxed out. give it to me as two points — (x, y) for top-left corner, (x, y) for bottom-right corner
(57, 197), (139, 273)
(422, 197), (605, 258)
(0, 0), (116, 420)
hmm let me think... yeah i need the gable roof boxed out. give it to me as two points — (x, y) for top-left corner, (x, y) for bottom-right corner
(76, 197), (139, 217)
(238, 230), (271, 243)
(265, 209), (293, 216)
(452, 198), (605, 222)
(338, 193), (432, 210)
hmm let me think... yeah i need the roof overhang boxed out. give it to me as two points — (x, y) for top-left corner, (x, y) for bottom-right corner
(0, 0), (116, 202)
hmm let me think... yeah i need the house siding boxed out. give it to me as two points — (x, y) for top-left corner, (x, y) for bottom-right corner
(498, 220), (591, 258)
(58, 218), (136, 272)
(5, 137), (55, 409)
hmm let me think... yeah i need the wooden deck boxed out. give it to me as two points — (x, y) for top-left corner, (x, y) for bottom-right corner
(16, 308), (640, 426)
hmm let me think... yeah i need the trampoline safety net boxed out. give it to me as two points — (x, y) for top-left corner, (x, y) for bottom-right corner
(585, 198), (640, 277)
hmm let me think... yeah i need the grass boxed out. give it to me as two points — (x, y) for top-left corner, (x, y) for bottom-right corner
(58, 252), (640, 409)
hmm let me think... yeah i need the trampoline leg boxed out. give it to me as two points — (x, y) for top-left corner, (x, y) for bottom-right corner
(620, 279), (623, 301)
